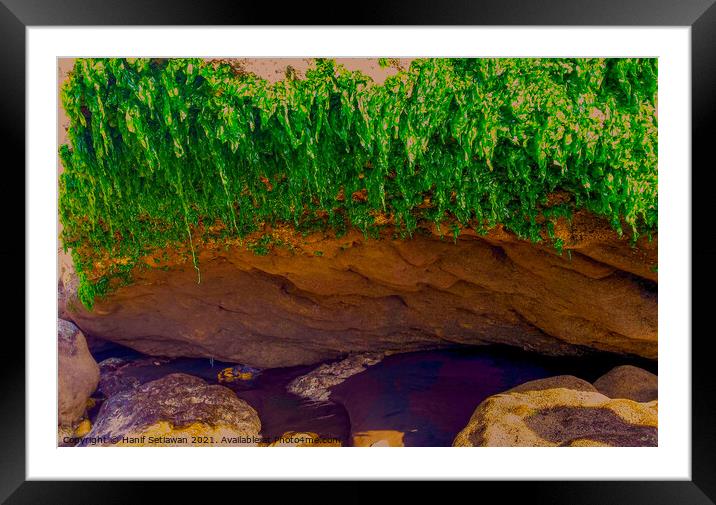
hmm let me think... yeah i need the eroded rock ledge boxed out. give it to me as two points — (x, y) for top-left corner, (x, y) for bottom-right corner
(64, 215), (657, 368)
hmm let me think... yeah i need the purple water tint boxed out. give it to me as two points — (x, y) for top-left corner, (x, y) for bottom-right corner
(88, 342), (655, 447)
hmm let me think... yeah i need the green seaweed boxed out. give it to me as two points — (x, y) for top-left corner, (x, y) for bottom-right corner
(58, 57), (658, 308)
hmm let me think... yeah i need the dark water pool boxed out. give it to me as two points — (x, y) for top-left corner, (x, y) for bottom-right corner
(88, 343), (655, 447)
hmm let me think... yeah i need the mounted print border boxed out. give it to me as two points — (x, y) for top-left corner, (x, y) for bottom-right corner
(2, 0), (714, 503)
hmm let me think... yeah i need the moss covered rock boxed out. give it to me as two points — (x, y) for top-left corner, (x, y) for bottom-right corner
(58, 57), (657, 309)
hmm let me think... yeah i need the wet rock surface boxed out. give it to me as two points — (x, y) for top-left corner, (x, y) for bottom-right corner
(287, 352), (384, 401)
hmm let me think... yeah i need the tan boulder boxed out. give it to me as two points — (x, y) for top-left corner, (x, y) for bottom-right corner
(593, 365), (658, 402)
(58, 319), (99, 426)
(453, 386), (657, 447)
(508, 375), (598, 394)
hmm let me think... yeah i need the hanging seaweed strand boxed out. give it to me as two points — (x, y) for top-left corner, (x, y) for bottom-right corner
(58, 57), (658, 309)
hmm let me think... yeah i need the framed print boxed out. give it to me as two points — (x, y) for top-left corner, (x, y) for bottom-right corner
(3, 0), (714, 502)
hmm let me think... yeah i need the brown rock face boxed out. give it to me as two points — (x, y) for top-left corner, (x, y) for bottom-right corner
(66, 222), (657, 368)
(58, 319), (100, 426)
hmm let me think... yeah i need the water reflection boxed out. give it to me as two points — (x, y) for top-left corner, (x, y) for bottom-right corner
(89, 343), (655, 447)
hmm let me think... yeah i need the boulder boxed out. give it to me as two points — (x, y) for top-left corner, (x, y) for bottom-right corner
(593, 365), (658, 402)
(96, 356), (173, 398)
(66, 217), (657, 367)
(508, 375), (598, 394)
(81, 373), (261, 446)
(453, 386), (657, 447)
(96, 357), (137, 397)
(287, 352), (384, 401)
(58, 319), (99, 426)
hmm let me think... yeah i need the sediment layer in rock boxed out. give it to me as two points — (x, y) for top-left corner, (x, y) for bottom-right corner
(65, 217), (657, 367)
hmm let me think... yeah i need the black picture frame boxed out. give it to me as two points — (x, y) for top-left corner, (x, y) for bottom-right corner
(3, 0), (714, 503)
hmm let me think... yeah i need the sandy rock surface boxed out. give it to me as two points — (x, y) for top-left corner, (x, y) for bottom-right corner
(454, 369), (658, 447)
(453, 387), (657, 447)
